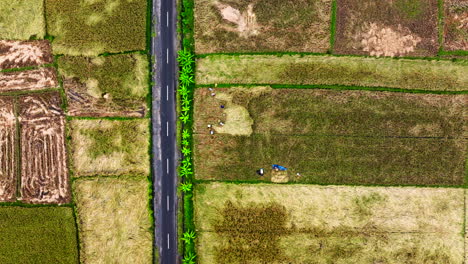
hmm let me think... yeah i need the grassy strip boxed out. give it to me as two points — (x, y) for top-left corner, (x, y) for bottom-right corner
(194, 134), (466, 186)
(438, 0), (445, 54)
(194, 179), (468, 189)
(329, 0), (337, 53)
(0, 64), (55, 73)
(196, 83), (468, 95)
(195, 51), (467, 61)
(196, 54), (468, 91)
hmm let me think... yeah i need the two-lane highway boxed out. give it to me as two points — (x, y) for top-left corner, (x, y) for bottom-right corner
(151, 0), (178, 262)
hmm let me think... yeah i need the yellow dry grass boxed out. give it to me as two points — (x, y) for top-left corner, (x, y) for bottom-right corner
(70, 119), (150, 176)
(73, 177), (153, 264)
(195, 183), (465, 263)
(0, 0), (45, 40)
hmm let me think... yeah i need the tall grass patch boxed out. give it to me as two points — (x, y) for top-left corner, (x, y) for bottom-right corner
(45, 0), (147, 55)
(194, 183), (464, 263)
(73, 177), (153, 264)
(69, 119), (150, 176)
(58, 54), (148, 117)
(0, 0), (45, 40)
(196, 55), (468, 91)
(0, 207), (78, 263)
(194, 0), (332, 53)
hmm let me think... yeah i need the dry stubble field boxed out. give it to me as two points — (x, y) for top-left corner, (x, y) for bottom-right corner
(0, 97), (16, 202)
(73, 177), (152, 264)
(18, 92), (69, 204)
(195, 183), (465, 264)
(444, 0), (468, 51)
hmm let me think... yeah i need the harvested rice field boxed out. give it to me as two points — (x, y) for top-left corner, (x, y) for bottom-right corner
(0, 67), (58, 93)
(444, 0), (468, 51)
(69, 119), (150, 177)
(194, 183), (465, 264)
(334, 0), (438, 57)
(0, 207), (78, 263)
(196, 55), (468, 91)
(73, 177), (152, 264)
(0, 97), (16, 202)
(0, 0), (45, 40)
(193, 88), (467, 185)
(194, 0), (332, 53)
(58, 54), (149, 117)
(0, 40), (53, 70)
(46, 0), (147, 56)
(18, 92), (69, 204)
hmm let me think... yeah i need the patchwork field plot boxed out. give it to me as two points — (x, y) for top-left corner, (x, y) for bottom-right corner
(0, 207), (78, 263)
(58, 54), (149, 117)
(194, 183), (464, 263)
(194, 88), (467, 185)
(196, 55), (468, 91)
(194, 87), (467, 138)
(0, 0), (45, 40)
(0, 40), (53, 70)
(46, 0), (147, 56)
(194, 0), (331, 53)
(70, 119), (150, 176)
(0, 97), (16, 202)
(19, 92), (69, 204)
(73, 177), (152, 264)
(335, 0), (438, 57)
(0, 67), (58, 93)
(444, 0), (468, 51)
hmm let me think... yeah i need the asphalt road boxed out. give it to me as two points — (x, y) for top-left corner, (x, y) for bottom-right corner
(151, 0), (179, 262)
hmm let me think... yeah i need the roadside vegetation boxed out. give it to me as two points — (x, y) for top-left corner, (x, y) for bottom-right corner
(69, 119), (150, 177)
(58, 54), (148, 117)
(0, 207), (78, 263)
(194, 0), (331, 53)
(73, 177), (153, 264)
(194, 183), (464, 264)
(45, 0), (147, 55)
(196, 54), (468, 91)
(0, 0), (45, 40)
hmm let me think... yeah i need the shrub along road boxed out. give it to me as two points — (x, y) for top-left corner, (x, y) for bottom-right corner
(152, 0), (179, 262)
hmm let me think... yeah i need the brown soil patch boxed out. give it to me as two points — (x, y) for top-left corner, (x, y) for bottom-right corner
(335, 0), (438, 57)
(0, 97), (17, 202)
(0, 40), (53, 70)
(0, 67), (58, 93)
(18, 92), (70, 204)
(444, 0), (468, 51)
(215, 2), (259, 38)
(64, 78), (145, 118)
(359, 22), (422, 57)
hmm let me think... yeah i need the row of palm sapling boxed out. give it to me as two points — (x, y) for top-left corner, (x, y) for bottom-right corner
(177, 48), (197, 264)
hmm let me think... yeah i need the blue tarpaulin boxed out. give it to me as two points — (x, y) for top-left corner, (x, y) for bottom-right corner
(272, 164), (287, 171)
